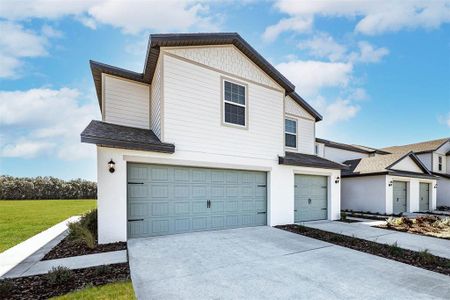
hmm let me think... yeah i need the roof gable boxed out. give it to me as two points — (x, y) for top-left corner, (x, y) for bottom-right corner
(389, 156), (424, 173)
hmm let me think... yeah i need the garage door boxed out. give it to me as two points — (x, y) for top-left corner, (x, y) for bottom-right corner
(419, 183), (430, 211)
(127, 163), (267, 238)
(393, 181), (407, 214)
(294, 175), (328, 222)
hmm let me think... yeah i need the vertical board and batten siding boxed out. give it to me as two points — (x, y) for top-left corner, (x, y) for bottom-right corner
(151, 57), (163, 139)
(103, 75), (150, 129)
(284, 96), (315, 155)
(162, 53), (284, 160)
(390, 156), (423, 173)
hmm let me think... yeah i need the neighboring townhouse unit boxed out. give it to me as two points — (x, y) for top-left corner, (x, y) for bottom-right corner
(81, 33), (346, 244)
(317, 138), (437, 214)
(382, 138), (450, 207)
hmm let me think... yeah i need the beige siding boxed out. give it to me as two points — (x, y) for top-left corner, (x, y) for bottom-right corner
(391, 156), (423, 173)
(164, 46), (281, 90)
(163, 53), (284, 159)
(103, 75), (149, 129)
(151, 57), (163, 139)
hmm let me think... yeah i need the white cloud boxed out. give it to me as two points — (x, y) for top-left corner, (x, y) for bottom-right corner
(298, 33), (347, 61)
(0, 21), (51, 78)
(0, 0), (220, 34)
(267, 0), (450, 39)
(263, 16), (312, 42)
(438, 112), (450, 128)
(0, 88), (99, 160)
(276, 60), (353, 96)
(349, 41), (389, 63)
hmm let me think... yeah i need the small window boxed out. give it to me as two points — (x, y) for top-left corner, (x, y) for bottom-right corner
(438, 156), (442, 171)
(223, 80), (246, 126)
(285, 119), (297, 148)
(315, 144), (319, 155)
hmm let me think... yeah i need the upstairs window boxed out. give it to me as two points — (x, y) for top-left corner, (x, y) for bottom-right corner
(438, 156), (442, 171)
(285, 118), (297, 148)
(315, 144), (319, 155)
(223, 80), (246, 127)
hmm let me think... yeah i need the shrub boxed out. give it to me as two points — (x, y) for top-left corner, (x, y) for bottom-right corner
(418, 249), (436, 264)
(0, 175), (97, 200)
(388, 241), (403, 256)
(68, 209), (97, 248)
(46, 266), (74, 285)
(340, 212), (347, 221)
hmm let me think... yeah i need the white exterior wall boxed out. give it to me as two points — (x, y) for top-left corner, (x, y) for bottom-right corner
(391, 156), (423, 173)
(387, 175), (437, 213)
(323, 147), (369, 163)
(341, 175), (387, 214)
(103, 74), (150, 129)
(97, 146), (341, 243)
(436, 177), (450, 206)
(433, 141), (450, 173)
(417, 153), (432, 170)
(151, 56), (163, 139)
(315, 142), (325, 157)
(284, 97), (315, 155)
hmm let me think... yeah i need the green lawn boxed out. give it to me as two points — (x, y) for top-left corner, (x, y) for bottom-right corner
(0, 199), (96, 253)
(53, 281), (135, 300)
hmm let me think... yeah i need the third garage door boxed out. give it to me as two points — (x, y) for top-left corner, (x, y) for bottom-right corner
(294, 174), (328, 222)
(127, 164), (267, 238)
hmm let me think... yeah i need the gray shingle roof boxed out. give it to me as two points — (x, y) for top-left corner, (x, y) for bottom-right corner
(81, 120), (175, 153)
(90, 32), (322, 121)
(382, 138), (449, 154)
(279, 152), (348, 170)
(316, 138), (389, 154)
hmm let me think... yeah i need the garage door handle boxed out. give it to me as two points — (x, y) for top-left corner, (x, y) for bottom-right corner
(128, 219), (144, 222)
(308, 198), (312, 204)
(128, 182), (144, 184)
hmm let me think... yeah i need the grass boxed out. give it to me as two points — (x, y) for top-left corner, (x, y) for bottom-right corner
(0, 199), (96, 252)
(52, 280), (135, 300)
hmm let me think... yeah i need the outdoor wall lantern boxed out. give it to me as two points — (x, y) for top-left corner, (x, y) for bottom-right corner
(335, 176), (340, 184)
(108, 159), (115, 173)
(388, 180), (393, 187)
(434, 184), (438, 189)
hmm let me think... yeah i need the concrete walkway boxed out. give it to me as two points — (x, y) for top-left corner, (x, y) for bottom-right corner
(0, 216), (79, 277)
(4, 250), (128, 278)
(301, 220), (450, 259)
(128, 227), (450, 300)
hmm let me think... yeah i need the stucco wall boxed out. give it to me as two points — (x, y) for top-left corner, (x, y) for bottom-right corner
(341, 175), (387, 214)
(96, 146), (341, 243)
(436, 176), (450, 206)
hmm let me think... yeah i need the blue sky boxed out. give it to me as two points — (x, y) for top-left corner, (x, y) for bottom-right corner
(0, 0), (449, 181)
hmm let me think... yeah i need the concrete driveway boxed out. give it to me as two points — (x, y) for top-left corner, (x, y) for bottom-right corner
(128, 227), (450, 300)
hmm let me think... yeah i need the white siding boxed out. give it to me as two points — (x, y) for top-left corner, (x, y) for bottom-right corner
(284, 96), (315, 155)
(436, 177), (450, 206)
(417, 153), (432, 170)
(341, 175), (387, 214)
(390, 156), (423, 173)
(285, 96), (315, 120)
(164, 46), (281, 90)
(151, 57), (163, 139)
(103, 75), (150, 129)
(315, 142), (325, 157)
(162, 53), (284, 159)
(433, 141), (450, 173)
(324, 147), (369, 163)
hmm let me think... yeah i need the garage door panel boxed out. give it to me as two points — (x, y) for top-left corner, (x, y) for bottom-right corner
(128, 164), (267, 238)
(419, 183), (429, 211)
(393, 181), (407, 214)
(294, 175), (328, 222)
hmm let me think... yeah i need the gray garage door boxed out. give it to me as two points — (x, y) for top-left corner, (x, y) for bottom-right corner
(393, 181), (407, 214)
(419, 183), (430, 211)
(127, 163), (267, 238)
(294, 175), (328, 222)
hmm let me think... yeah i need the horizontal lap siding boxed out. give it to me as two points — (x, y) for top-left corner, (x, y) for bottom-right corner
(298, 118), (315, 155)
(104, 75), (150, 129)
(163, 54), (284, 160)
(151, 59), (162, 139)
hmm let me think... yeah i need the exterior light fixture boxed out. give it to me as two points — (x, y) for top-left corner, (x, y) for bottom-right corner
(388, 180), (393, 187)
(434, 184), (438, 189)
(335, 176), (340, 184)
(108, 159), (115, 173)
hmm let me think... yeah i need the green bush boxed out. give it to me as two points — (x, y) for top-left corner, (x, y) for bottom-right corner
(0, 175), (96, 200)
(46, 266), (74, 285)
(68, 209), (97, 248)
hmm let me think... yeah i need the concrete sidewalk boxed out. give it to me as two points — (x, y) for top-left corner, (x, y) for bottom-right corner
(0, 216), (80, 277)
(301, 220), (450, 259)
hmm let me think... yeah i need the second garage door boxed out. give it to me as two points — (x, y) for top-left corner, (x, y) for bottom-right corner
(127, 164), (267, 238)
(294, 175), (328, 222)
(393, 181), (407, 214)
(419, 183), (430, 211)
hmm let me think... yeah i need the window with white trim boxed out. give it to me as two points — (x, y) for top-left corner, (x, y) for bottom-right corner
(315, 144), (319, 155)
(285, 118), (297, 148)
(223, 80), (246, 126)
(438, 156), (443, 171)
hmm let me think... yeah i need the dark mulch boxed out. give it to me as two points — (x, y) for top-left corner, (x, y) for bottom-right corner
(276, 224), (450, 276)
(43, 237), (127, 260)
(337, 218), (360, 223)
(0, 263), (130, 300)
(437, 206), (450, 211)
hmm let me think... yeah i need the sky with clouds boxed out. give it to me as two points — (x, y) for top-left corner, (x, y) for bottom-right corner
(0, 0), (449, 181)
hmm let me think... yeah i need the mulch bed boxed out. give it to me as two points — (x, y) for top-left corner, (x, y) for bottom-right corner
(337, 218), (360, 223)
(276, 224), (450, 276)
(43, 237), (127, 260)
(0, 263), (130, 300)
